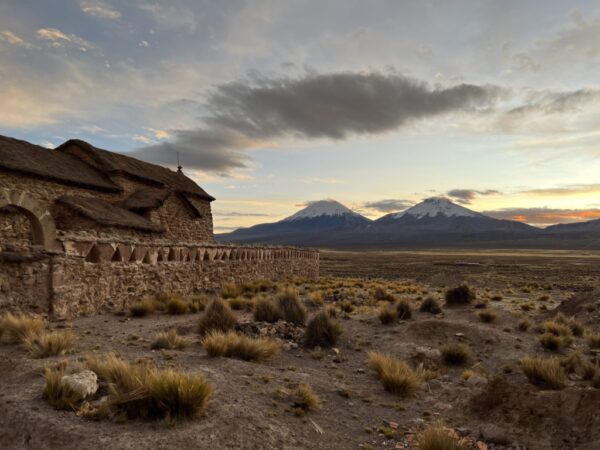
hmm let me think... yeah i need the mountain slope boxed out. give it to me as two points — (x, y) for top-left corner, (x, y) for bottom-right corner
(216, 200), (371, 245)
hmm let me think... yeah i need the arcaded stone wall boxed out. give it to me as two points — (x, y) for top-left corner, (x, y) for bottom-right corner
(0, 239), (319, 319)
(0, 209), (32, 250)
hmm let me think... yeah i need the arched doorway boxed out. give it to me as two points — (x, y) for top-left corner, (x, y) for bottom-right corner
(0, 189), (59, 251)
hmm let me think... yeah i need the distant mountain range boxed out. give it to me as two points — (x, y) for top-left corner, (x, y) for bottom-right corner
(216, 197), (600, 249)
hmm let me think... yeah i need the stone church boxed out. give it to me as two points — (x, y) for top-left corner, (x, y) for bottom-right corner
(0, 135), (318, 318)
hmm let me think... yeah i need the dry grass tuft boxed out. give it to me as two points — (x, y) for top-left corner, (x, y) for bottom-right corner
(586, 332), (600, 350)
(444, 285), (475, 306)
(560, 351), (598, 380)
(293, 383), (320, 411)
(307, 291), (324, 306)
(520, 356), (566, 389)
(419, 297), (442, 314)
(221, 282), (241, 299)
(416, 421), (470, 450)
(539, 332), (572, 351)
(276, 289), (306, 325)
(0, 312), (45, 343)
(373, 286), (395, 302)
(43, 365), (85, 410)
(25, 329), (73, 358)
(203, 331), (280, 361)
(378, 307), (398, 325)
(151, 329), (189, 350)
(304, 311), (342, 348)
(368, 352), (422, 397)
(253, 298), (281, 323)
(166, 297), (189, 315)
(395, 300), (412, 320)
(228, 298), (255, 311)
(198, 298), (238, 335)
(518, 319), (531, 331)
(478, 310), (498, 323)
(129, 298), (155, 317)
(441, 343), (471, 365)
(86, 354), (214, 420)
(188, 295), (208, 313)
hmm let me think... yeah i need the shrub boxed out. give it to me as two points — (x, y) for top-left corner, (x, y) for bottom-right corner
(304, 311), (342, 348)
(539, 332), (572, 351)
(229, 298), (255, 311)
(307, 291), (324, 306)
(444, 285), (475, 306)
(560, 351), (598, 380)
(198, 299), (238, 335)
(586, 332), (600, 350)
(151, 329), (189, 350)
(396, 300), (412, 320)
(43, 365), (84, 410)
(520, 356), (566, 389)
(368, 352), (422, 397)
(441, 343), (471, 365)
(25, 329), (73, 358)
(478, 310), (497, 323)
(419, 297), (441, 314)
(518, 319), (531, 331)
(86, 354), (214, 420)
(543, 320), (572, 337)
(293, 383), (320, 411)
(0, 313), (45, 343)
(188, 295), (208, 313)
(554, 313), (585, 337)
(276, 289), (306, 325)
(166, 297), (189, 315)
(202, 331), (280, 361)
(373, 286), (395, 302)
(129, 298), (155, 317)
(221, 282), (241, 299)
(416, 422), (469, 450)
(339, 301), (355, 313)
(253, 298), (281, 323)
(378, 307), (398, 325)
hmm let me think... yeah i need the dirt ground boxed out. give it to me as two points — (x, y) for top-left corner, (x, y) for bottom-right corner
(2, 250), (600, 450)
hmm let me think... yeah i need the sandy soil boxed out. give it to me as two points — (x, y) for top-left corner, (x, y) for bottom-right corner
(1, 250), (600, 450)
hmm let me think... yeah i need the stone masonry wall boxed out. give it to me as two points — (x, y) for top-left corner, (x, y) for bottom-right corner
(0, 253), (51, 314)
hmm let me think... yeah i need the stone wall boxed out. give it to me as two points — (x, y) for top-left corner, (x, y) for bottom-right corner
(0, 239), (319, 319)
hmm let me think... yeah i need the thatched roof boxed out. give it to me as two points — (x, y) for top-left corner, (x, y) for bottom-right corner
(57, 195), (165, 232)
(0, 135), (120, 191)
(118, 188), (171, 212)
(57, 139), (215, 201)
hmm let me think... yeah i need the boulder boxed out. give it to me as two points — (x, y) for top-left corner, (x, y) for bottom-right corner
(61, 370), (98, 398)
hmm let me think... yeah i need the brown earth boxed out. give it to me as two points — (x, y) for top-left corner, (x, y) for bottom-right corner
(1, 250), (600, 450)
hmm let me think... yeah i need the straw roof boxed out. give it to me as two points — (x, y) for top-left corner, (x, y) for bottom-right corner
(118, 188), (171, 212)
(57, 195), (165, 232)
(57, 139), (215, 201)
(0, 135), (120, 191)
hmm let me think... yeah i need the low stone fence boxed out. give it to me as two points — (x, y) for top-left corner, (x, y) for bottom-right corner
(0, 239), (319, 319)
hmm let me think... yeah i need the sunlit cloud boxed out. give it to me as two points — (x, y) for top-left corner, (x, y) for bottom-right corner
(35, 28), (93, 50)
(0, 30), (33, 48)
(80, 1), (121, 20)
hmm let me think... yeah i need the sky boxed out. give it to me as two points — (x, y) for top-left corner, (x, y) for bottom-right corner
(1, 1), (600, 232)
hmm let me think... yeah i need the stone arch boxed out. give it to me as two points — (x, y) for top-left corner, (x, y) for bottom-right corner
(0, 189), (59, 251)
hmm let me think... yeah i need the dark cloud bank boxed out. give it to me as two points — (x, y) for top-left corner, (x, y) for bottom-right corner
(134, 71), (503, 173)
(447, 189), (501, 204)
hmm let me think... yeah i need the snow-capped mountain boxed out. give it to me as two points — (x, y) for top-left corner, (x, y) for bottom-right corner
(216, 200), (371, 245)
(391, 197), (482, 219)
(374, 197), (536, 235)
(283, 200), (364, 221)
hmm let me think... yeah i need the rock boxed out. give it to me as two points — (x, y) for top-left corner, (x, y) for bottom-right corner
(61, 370), (98, 399)
(413, 345), (441, 359)
(456, 427), (471, 436)
(479, 424), (510, 445)
(466, 375), (488, 387)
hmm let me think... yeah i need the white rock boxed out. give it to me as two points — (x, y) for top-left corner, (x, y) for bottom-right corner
(61, 370), (98, 398)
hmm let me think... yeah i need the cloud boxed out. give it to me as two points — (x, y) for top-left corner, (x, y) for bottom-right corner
(520, 184), (600, 197)
(484, 207), (600, 226)
(446, 189), (501, 204)
(362, 199), (413, 213)
(35, 28), (93, 50)
(136, 71), (504, 173)
(508, 89), (600, 116)
(0, 31), (33, 48)
(80, 1), (121, 19)
(213, 211), (273, 218)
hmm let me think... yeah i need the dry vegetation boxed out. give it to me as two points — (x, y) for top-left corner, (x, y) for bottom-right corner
(3, 253), (600, 449)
